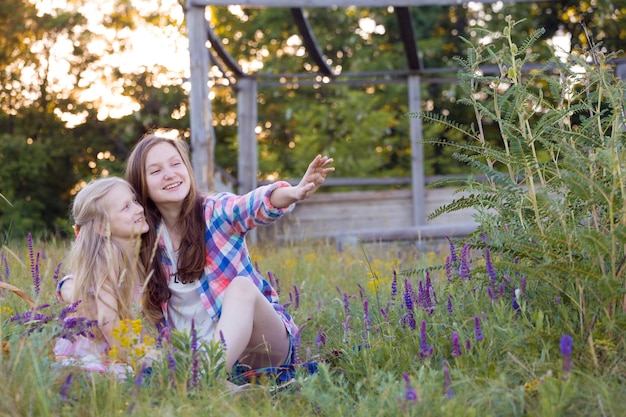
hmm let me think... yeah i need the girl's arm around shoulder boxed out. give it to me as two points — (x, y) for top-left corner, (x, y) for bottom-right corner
(270, 154), (334, 208)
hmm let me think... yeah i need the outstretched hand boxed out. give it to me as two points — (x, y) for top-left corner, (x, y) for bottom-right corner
(269, 155), (335, 208)
(294, 155), (335, 201)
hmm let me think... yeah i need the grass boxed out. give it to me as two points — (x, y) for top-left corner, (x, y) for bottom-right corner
(1, 235), (625, 417)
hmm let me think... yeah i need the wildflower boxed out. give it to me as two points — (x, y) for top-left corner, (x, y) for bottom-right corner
(465, 339), (471, 351)
(474, 316), (484, 342)
(445, 255), (453, 282)
(60, 372), (74, 401)
(267, 270), (275, 287)
(343, 292), (351, 316)
(442, 360), (453, 400)
(555, 296), (561, 304)
(560, 334), (573, 378)
(363, 299), (371, 348)
(521, 275), (526, 295)
(403, 280), (414, 312)
(1, 252), (9, 281)
(402, 372), (418, 402)
(451, 332), (462, 358)
(167, 351), (177, 387)
(459, 244), (471, 280)
(34, 252), (41, 296)
(363, 299), (371, 333)
(487, 286), (496, 300)
(419, 320), (433, 358)
(219, 330), (227, 349)
(380, 306), (389, 322)
(446, 236), (457, 262)
(52, 262), (62, 284)
(190, 320), (199, 388)
(343, 314), (351, 344)
(511, 295), (520, 313)
(315, 326), (326, 349)
(485, 246), (496, 286)
(293, 284), (300, 309)
(447, 294), (453, 314)
(390, 270), (398, 301)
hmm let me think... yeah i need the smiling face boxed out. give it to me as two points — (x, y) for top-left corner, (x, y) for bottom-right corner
(105, 183), (150, 244)
(144, 141), (192, 209)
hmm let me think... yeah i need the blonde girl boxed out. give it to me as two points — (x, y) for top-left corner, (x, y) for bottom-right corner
(54, 177), (150, 377)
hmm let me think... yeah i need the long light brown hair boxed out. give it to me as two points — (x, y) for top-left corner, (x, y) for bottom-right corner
(68, 177), (145, 341)
(125, 134), (206, 325)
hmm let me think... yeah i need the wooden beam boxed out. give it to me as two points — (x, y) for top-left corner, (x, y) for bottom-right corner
(186, 4), (214, 192)
(190, 0), (553, 7)
(396, 7), (421, 71)
(291, 8), (334, 76)
(237, 77), (259, 195)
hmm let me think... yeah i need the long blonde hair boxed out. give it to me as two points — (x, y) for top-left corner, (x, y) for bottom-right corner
(68, 177), (146, 341)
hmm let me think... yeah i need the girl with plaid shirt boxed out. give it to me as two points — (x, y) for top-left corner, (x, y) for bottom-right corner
(126, 134), (333, 387)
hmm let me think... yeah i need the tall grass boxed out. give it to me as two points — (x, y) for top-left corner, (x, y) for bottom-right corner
(1, 235), (624, 416)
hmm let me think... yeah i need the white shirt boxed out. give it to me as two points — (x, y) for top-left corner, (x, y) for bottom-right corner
(161, 226), (216, 344)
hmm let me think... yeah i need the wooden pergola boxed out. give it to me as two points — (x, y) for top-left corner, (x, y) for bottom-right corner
(183, 0), (554, 242)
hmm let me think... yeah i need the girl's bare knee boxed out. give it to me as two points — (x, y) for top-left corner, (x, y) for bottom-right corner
(225, 276), (259, 303)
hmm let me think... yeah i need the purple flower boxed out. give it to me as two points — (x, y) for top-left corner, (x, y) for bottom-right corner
(459, 244), (471, 280)
(167, 351), (177, 387)
(190, 320), (199, 388)
(487, 286), (496, 300)
(474, 316), (484, 342)
(560, 334), (573, 378)
(451, 332), (462, 358)
(446, 236), (457, 262)
(402, 372), (418, 402)
(442, 360), (453, 400)
(521, 275), (526, 295)
(511, 295), (520, 313)
(267, 271), (275, 287)
(419, 320), (433, 358)
(60, 372), (74, 401)
(52, 262), (62, 284)
(403, 280), (414, 312)
(315, 326), (326, 349)
(293, 285), (300, 310)
(343, 314), (351, 344)
(34, 252), (41, 296)
(363, 299), (371, 332)
(447, 294), (453, 314)
(465, 338), (472, 351)
(555, 296), (561, 305)
(390, 270), (398, 301)
(380, 306), (389, 322)
(485, 247), (496, 286)
(219, 330), (227, 349)
(2, 252), (9, 282)
(343, 292), (351, 316)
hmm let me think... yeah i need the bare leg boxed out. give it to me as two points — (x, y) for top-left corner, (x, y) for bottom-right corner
(215, 276), (291, 370)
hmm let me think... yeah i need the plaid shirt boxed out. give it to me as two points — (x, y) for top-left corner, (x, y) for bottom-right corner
(157, 181), (298, 337)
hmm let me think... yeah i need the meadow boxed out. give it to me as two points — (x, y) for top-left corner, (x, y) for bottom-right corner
(1, 234), (624, 417)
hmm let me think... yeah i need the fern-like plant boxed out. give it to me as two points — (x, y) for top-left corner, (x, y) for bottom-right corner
(412, 17), (626, 372)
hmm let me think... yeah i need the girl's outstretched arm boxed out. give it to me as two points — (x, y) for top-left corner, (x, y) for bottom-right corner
(269, 154), (334, 208)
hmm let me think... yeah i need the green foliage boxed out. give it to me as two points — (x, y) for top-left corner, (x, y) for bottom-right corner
(411, 17), (626, 372)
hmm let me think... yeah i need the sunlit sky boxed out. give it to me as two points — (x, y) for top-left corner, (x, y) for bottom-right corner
(34, 0), (189, 125)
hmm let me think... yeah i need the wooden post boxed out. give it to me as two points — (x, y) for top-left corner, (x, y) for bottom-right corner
(237, 77), (259, 195)
(186, 4), (214, 192)
(408, 74), (426, 235)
